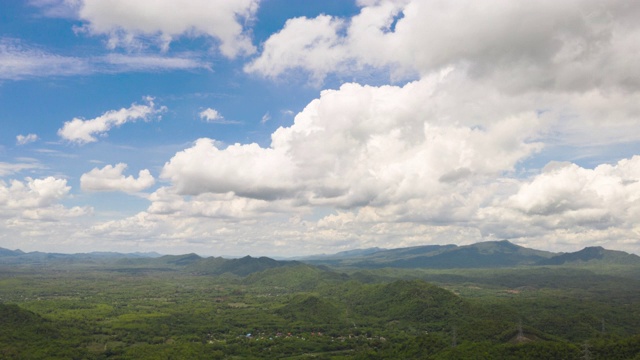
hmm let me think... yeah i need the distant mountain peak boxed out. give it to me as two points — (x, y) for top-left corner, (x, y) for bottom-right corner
(538, 246), (639, 266)
(0, 247), (25, 256)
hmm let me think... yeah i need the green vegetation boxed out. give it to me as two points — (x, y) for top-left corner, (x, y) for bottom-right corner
(0, 247), (639, 358)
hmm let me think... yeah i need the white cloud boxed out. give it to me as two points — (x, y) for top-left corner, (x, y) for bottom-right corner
(58, 97), (165, 144)
(80, 163), (155, 193)
(476, 156), (640, 251)
(161, 138), (296, 200)
(73, 0), (259, 57)
(16, 134), (38, 145)
(0, 176), (69, 209)
(247, 0), (640, 93)
(199, 108), (222, 122)
(11, 0), (640, 256)
(0, 38), (91, 79)
(78, 149), (640, 256)
(101, 53), (211, 72)
(245, 15), (349, 81)
(87, 209), (479, 257)
(0, 161), (45, 176)
(497, 157), (640, 224)
(161, 76), (543, 209)
(0, 38), (210, 80)
(248, 0), (640, 147)
(144, 70), (640, 255)
(0, 176), (92, 251)
(0, 177), (87, 217)
(199, 108), (241, 124)
(260, 112), (271, 124)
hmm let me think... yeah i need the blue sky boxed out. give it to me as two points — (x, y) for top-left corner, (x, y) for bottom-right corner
(1, 0), (640, 256)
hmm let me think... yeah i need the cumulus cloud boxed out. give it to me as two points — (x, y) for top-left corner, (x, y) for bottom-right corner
(73, 0), (259, 57)
(199, 108), (222, 122)
(247, 0), (640, 93)
(0, 177), (90, 222)
(248, 0), (640, 146)
(162, 138), (295, 200)
(497, 157), (640, 225)
(0, 176), (92, 252)
(91, 155), (640, 256)
(246, 15), (349, 82)
(476, 156), (640, 251)
(58, 97), (165, 144)
(14, 0), (640, 256)
(161, 76), (543, 209)
(0, 176), (69, 209)
(16, 134), (38, 145)
(80, 163), (155, 193)
(149, 68), (640, 254)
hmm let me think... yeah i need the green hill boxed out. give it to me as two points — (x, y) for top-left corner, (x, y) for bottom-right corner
(275, 294), (344, 325)
(347, 279), (467, 326)
(243, 263), (349, 291)
(0, 303), (88, 359)
(161, 253), (203, 266)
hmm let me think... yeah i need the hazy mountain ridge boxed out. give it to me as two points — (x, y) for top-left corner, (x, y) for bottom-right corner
(1, 240), (638, 270)
(0, 248), (162, 265)
(536, 246), (640, 266)
(300, 240), (640, 269)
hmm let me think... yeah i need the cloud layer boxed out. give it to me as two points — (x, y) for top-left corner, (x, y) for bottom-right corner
(3, 0), (640, 256)
(247, 0), (640, 93)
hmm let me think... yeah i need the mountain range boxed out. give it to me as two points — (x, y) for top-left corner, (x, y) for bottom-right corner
(0, 240), (638, 271)
(299, 240), (640, 268)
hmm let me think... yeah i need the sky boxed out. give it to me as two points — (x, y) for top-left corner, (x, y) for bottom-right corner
(1, 0), (640, 257)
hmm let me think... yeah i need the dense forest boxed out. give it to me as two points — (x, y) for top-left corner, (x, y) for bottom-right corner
(1, 243), (639, 359)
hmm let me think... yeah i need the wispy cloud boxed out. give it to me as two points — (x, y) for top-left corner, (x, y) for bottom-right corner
(0, 160), (45, 176)
(0, 38), (210, 80)
(0, 38), (91, 80)
(101, 53), (211, 72)
(28, 0), (79, 18)
(16, 133), (39, 145)
(261, 112), (271, 124)
(58, 97), (166, 144)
